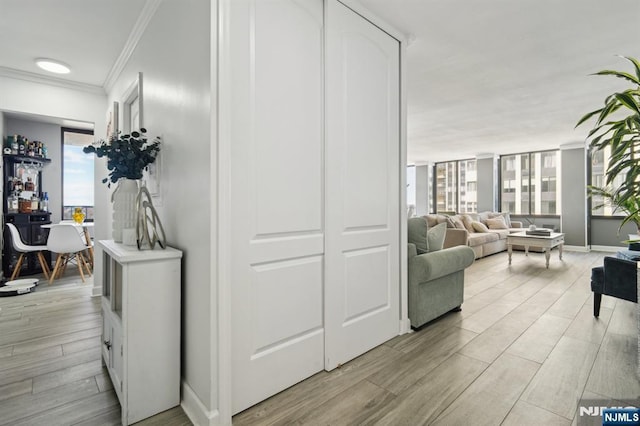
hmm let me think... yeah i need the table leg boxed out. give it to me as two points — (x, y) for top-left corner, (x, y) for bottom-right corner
(545, 249), (550, 268)
(559, 243), (563, 260)
(508, 244), (513, 265)
(525, 245), (529, 256)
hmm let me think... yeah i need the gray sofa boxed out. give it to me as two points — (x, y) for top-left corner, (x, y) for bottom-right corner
(408, 218), (475, 328)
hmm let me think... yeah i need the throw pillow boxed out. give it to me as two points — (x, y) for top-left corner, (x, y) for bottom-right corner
(423, 214), (438, 228)
(488, 211), (512, 228)
(486, 216), (508, 229)
(436, 214), (457, 228)
(427, 223), (447, 251)
(461, 214), (476, 233)
(478, 211), (491, 225)
(408, 217), (429, 254)
(471, 221), (489, 233)
(449, 215), (465, 230)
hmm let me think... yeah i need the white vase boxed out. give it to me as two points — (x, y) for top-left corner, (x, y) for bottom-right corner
(112, 179), (139, 243)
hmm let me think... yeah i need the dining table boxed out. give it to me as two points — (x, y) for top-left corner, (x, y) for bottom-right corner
(41, 221), (95, 268)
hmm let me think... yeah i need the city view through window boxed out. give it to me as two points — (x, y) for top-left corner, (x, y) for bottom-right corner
(63, 129), (94, 220)
(500, 150), (561, 215)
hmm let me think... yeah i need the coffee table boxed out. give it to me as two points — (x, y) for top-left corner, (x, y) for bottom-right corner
(507, 231), (565, 268)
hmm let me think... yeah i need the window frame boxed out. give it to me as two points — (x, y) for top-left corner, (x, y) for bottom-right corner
(61, 127), (95, 222)
(498, 148), (561, 217)
(588, 145), (628, 218)
(433, 158), (477, 214)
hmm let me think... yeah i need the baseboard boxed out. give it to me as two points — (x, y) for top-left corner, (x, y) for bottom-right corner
(399, 318), (411, 334)
(590, 245), (627, 253)
(181, 381), (220, 426)
(563, 245), (590, 252)
(91, 286), (102, 297)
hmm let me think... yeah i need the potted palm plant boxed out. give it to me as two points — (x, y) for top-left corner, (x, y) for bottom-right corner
(577, 56), (640, 232)
(589, 186), (640, 233)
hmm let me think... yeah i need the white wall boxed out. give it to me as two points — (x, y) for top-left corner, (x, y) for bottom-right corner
(4, 118), (63, 223)
(105, 0), (214, 417)
(0, 75), (108, 240)
(0, 73), (108, 297)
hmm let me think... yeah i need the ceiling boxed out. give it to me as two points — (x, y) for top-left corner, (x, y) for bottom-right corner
(360, 0), (640, 163)
(1, 0), (639, 163)
(0, 0), (146, 87)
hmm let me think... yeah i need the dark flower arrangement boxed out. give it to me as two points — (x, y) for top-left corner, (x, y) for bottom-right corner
(83, 128), (160, 186)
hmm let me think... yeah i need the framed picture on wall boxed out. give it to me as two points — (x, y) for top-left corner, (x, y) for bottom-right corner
(106, 101), (119, 140)
(123, 72), (143, 134)
(122, 72), (160, 199)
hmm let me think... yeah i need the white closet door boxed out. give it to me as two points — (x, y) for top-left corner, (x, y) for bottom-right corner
(230, 0), (325, 414)
(324, 0), (401, 370)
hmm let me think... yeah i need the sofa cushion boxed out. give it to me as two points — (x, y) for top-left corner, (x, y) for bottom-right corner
(488, 211), (512, 227)
(472, 221), (489, 233)
(428, 223), (447, 252)
(486, 216), (508, 229)
(423, 214), (456, 229)
(487, 229), (509, 240)
(450, 215), (465, 230)
(460, 215), (476, 233)
(408, 217), (429, 254)
(467, 232), (499, 247)
(423, 214), (438, 228)
(437, 215), (456, 228)
(478, 211), (491, 224)
(466, 213), (481, 222)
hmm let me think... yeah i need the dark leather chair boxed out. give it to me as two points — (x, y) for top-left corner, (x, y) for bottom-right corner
(591, 256), (638, 317)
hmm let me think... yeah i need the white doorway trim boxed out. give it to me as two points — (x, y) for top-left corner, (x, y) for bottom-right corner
(216, 0), (233, 424)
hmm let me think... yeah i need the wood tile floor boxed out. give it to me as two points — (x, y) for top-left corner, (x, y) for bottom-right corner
(0, 273), (190, 426)
(234, 250), (640, 425)
(1, 250), (637, 425)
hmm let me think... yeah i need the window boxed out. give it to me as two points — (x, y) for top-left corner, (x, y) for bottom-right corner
(541, 177), (556, 192)
(62, 128), (94, 220)
(435, 159), (477, 213)
(590, 146), (626, 216)
(500, 150), (561, 215)
(542, 152), (556, 168)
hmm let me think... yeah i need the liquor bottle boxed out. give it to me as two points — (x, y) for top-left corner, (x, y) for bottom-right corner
(18, 136), (25, 155)
(11, 135), (18, 154)
(31, 194), (39, 211)
(41, 192), (49, 212)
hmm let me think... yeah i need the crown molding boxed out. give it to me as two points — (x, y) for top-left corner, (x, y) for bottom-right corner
(103, 0), (163, 93)
(0, 66), (105, 95)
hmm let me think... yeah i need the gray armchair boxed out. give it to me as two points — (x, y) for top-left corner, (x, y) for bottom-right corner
(407, 218), (475, 328)
(591, 256), (638, 317)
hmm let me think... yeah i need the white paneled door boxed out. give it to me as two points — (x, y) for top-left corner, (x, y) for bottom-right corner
(230, 0), (401, 414)
(230, 0), (325, 414)
(324, 0), (401, 370)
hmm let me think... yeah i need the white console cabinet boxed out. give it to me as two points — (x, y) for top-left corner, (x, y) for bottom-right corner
(98, 240), (183, 425)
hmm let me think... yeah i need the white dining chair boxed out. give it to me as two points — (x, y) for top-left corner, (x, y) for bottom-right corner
(6, 223), (51, 280)
(46, 224), (92, 284)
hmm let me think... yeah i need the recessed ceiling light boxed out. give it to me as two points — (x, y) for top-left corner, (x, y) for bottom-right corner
(35, 58), (71, 74)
